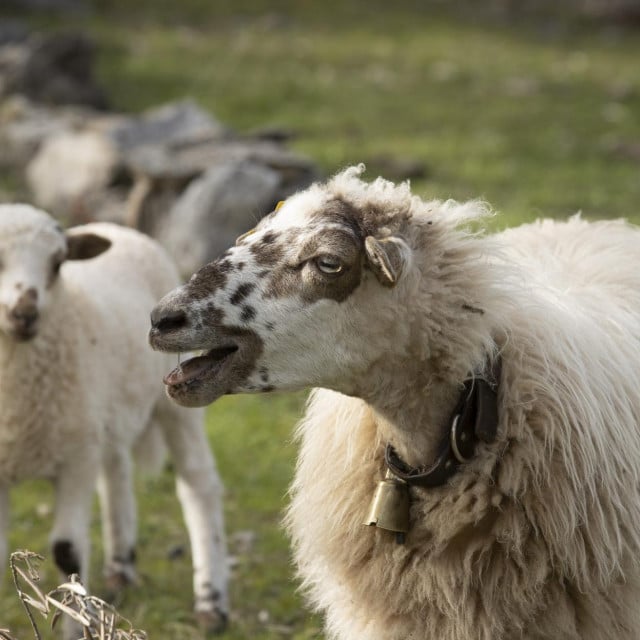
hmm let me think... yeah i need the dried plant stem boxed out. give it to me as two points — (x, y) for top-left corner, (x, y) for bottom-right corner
(10, 551), (44, 640)
(6, 550), (148, 640)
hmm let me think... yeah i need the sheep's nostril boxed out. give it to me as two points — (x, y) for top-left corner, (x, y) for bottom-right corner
(9, 306), (38, 327)
(151, 307), (188, 333)
(7, 304), (39, 340)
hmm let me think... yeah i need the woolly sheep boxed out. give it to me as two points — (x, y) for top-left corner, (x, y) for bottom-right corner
(149, 166), (640, 640)
(0, 204), (228, 632)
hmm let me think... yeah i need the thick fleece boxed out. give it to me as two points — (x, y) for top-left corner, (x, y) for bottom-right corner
(150, 167), (640, 639)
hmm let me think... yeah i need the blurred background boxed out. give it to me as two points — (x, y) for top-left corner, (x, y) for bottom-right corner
(0, 1), (639, 638)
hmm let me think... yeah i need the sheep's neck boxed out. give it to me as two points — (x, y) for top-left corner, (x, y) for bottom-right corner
(358, 371), (464, 470)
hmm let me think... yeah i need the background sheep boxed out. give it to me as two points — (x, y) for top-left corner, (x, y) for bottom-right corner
(0, 204), (228, 632)
(149, 166), (640, 640)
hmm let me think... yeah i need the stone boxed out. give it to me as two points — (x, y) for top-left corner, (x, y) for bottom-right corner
(17, 32), (108, 108)
(149, 160), (283, 276)
(109, 99), (228, 152)
(125, 137), (318, 189)
(0, 21), (29, 47)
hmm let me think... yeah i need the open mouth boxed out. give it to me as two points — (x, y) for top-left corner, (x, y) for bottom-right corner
(163, 345), (238, 388)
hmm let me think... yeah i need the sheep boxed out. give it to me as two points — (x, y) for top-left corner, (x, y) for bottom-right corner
(148, 165), (640, 640)
(0, 204), (228, 633)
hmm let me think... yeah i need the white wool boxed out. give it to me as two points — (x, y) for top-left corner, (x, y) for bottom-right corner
(284, 170), (640, 639)
(0, 205), (228, 624)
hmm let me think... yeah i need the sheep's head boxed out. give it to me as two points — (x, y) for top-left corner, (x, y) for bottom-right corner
(149, 166), (422, 408)
(0, 204), (111, 341)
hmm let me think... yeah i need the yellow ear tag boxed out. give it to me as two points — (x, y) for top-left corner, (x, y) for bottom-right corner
(236, 228), (256, 245)
(275, 200), (285, 212)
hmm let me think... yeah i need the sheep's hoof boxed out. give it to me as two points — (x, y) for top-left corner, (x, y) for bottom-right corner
(104, 568), (138, 595)
(196, 607), (229, 635)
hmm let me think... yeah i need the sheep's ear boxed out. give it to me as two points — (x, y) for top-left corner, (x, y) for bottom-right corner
(364, 236), (407, 287)
(65, 233), (112, 261)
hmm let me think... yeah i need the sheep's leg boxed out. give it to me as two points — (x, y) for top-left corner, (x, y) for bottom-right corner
(51, 463), (96, 640)
(0, 485), (8, 577)
(50, 462), (95, 584)
(97, 446), (138, 590)
(157, 403), (229, 633)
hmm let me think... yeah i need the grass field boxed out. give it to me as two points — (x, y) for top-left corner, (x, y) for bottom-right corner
(1, 1), (640, 638)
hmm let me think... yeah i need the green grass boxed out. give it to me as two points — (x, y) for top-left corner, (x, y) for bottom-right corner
(1, 1), (640, 637)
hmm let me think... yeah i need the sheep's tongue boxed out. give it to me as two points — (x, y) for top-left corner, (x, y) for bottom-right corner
(163, 346), (237, 386)
(164, 353), (216, 386)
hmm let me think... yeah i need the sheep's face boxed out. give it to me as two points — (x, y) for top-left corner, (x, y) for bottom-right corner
(150, 188), (412, 407)
(0, 205), (111, 341)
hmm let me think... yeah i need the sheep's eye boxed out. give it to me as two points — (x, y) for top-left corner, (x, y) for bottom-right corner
(51, 254), (64, 277)
(315, 256), (344, 275)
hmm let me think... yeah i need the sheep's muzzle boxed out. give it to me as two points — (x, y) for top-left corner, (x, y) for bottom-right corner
(6, 288), (39, 341)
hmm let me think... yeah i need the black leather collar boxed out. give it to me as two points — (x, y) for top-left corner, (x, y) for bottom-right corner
(385, 360), (501, 488)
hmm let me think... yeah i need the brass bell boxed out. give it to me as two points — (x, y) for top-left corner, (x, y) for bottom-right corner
(363, 469), (410, 544)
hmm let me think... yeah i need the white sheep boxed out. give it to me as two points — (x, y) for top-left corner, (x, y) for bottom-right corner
(0, 204), (228, 632)
(149, 165), (640, 640)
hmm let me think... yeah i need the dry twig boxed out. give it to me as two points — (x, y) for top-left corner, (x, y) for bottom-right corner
(6, 550), (147, 640)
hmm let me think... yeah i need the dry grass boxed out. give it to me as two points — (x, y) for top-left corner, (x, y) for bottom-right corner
(2, 551), (146, 640)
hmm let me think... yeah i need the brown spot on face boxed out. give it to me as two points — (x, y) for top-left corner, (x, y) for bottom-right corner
(217, 259), (234, 273)
(263, 263), (302, 300)
(297, 260), (362, 303)
(186, 263), (229, 301)
(241, 305), (256, 322)
(309, 197), (407, 239)
(236, 261), (246, 271)
(230, 283), (255, 306)
(263, 228), (364, 303)
(309, 198), (362, 238)
(202, 306), (225, 329)
(250, 234), (286, 267)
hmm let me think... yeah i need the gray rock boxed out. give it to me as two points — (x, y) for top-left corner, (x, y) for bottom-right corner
(18, 32), (107, 108)
(150, 160), (283, 276)
(110, 99), (228, 152)
(0, 21), (29, 47)
(126, 137), (318, 191)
